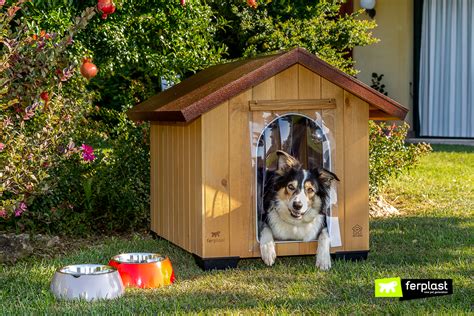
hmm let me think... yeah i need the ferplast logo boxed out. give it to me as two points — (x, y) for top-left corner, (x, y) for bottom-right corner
(375, 277), (403, 298)
(375, 278), (453, 300)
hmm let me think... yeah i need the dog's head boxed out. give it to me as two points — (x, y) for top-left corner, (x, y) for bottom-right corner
(270, 150), (339, 223)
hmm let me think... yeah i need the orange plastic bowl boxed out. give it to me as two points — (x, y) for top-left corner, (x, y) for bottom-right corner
(109, 253), (175, 288)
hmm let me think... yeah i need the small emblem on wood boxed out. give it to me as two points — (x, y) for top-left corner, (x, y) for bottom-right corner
(207, 231), (224, 244)
(352, 225), (363, 237)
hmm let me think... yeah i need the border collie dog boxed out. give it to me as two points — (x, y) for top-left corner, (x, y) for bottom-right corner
(259, 150), (339, 270)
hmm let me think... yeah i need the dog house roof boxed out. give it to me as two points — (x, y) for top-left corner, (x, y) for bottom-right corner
(127, 48), (408, 122)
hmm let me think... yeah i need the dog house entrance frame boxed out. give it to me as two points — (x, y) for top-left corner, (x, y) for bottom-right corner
(127, 48), (408, 270)
(254, 112), (337, 243)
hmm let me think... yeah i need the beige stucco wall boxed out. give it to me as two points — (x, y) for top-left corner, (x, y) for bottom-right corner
(353, 0), (414, 126)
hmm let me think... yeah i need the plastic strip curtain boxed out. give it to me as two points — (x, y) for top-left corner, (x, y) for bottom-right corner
(250, 112), (340, 245)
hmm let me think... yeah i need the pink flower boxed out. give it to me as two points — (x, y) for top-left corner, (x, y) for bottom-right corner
(0, 0), (5, 7)
(0, 209), (7, 219)
(80, 144), (95, 161)
(14, 202), (27, 217)
(0, 143), (4, 151)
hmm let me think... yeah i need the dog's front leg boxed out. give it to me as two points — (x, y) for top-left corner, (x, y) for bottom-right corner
(316, 227), (331, 270)
(259, 225), (276, 266)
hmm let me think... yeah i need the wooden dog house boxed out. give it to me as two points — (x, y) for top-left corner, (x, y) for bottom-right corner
(128, 48), (408, 270)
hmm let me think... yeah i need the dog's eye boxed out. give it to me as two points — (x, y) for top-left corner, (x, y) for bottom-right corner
(287, 184), (295, 191)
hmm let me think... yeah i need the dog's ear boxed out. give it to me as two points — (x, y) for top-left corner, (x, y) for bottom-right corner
(276, 150), (301, 172)
(315, 168), (339, 189)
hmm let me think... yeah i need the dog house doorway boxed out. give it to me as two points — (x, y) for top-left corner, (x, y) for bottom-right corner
(255, 113), (334, 242)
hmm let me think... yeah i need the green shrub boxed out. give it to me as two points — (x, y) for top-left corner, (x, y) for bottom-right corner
(0, 1), (95, 220)
(18, 112), (150, 236)
(369, 121), (431, 196)
(25, 0), (228, 112)
(211, 0), (378, 75)
(2, 0), (227, 235)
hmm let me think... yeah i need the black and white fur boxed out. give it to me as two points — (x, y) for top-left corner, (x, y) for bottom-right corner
(259, 150), (339, 270)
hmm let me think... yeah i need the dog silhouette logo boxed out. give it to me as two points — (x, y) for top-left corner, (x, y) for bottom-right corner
(211, 231), (221, 238)
(379, 281), (398, 293)
(375, 277), (403, 297)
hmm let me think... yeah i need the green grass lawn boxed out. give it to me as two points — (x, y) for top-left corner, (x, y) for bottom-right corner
(1, 145), (473, 314)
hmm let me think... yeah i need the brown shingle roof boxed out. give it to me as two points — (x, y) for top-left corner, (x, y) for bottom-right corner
(127, 48), (408, 122)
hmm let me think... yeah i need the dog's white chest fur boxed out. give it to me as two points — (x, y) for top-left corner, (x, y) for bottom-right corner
(267, 209), (323, 242)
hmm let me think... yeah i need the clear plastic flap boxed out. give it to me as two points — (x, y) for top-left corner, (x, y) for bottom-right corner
(251, 111), (341, 245)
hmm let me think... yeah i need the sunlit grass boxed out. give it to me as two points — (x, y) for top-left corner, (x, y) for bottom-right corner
(0, 145), (472, 314)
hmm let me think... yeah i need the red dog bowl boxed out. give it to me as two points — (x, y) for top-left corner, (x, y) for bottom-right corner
(109, 253), (175, 288)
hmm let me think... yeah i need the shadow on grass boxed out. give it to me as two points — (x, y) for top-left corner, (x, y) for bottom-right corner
(431, 144), (474, 153)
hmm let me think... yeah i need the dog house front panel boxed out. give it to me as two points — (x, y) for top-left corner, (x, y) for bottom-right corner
(224, 65), (349, 258)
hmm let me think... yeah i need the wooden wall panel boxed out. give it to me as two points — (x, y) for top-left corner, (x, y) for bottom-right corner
(150, 119), (202, 255)
(201, 102), (231, 258)
(252, 74), (276, 257)
(275, 65), (299, 99)
(229, 90), (254, 258)
(321, 78), (345, 253)
(163, 125), (171, 240)
(253, 77), (275, 100)
(249, 109), (266, 258)
(343, 91), (369, 251)
(171, 126), (177, 244)
(173, 126), (181, 247)
(183, 124), (190, 251)
(193, 119), (203, 256)
(179, 126), (186, 249)
(158, 125), (165, 239)
(150, 124), (158, 234)
(298, 65), (321, 99)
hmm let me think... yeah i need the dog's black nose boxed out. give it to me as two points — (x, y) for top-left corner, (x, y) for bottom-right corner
(293, 201), (303, 211)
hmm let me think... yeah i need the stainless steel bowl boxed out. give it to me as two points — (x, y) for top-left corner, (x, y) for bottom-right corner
(111, 252), (166, 264)
(50, 264), (124, 301)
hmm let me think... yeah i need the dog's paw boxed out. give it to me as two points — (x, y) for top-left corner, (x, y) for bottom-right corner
(316, 253), (331, 271)
(260, 241), (276, 266)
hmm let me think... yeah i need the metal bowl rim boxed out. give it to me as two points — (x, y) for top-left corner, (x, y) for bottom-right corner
(56, 264), (118, 276)
(111, 252), (168, 264)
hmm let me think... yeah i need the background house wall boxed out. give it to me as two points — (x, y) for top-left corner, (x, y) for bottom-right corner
(353, 0), (414, 127)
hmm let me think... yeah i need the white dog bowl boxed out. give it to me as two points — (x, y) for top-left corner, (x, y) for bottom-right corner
(50, 264), (124, 301)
